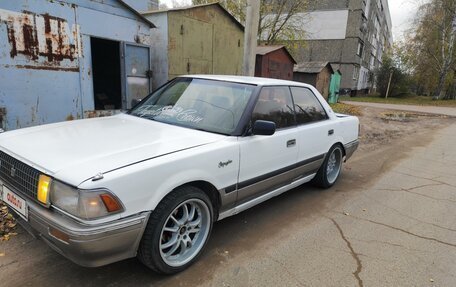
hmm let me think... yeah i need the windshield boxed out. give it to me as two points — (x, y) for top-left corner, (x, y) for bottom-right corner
(130, 78), (255, 135)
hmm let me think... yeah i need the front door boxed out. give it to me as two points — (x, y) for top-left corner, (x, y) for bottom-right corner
(237, 86), (298, 205)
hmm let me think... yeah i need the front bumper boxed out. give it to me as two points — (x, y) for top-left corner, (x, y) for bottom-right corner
(344, 139), (359, 161)
(10, 199), (150, 267)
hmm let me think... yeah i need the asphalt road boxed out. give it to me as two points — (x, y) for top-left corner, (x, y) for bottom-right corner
(341, 101), (456, 117)
(1, 123), (456, 286)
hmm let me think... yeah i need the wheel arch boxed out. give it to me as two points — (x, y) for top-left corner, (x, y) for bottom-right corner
(177, 180), (221, 220)
(332, 141), (347, 161)
(334, 141), (346, 155)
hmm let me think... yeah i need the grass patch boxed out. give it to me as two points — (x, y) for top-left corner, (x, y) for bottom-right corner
(340, 95), (456, 107)
(330, 103), (363, 116)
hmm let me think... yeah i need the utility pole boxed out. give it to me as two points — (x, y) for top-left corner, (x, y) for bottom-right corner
(385, 69), (393, 99)
(242, 0), (260, 76)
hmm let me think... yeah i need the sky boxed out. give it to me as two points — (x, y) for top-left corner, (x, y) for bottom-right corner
(160, 0), (421, 42)
(388, 0), (421, 41)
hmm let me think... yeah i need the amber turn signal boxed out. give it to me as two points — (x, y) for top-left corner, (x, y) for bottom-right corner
(100, 194), (122, 212)
(37, 175), (52, 205)
(49, 227), (70, 243)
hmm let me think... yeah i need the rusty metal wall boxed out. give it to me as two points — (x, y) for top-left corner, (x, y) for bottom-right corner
(254, 49), (294, 81)
(0, 0), (151, 130)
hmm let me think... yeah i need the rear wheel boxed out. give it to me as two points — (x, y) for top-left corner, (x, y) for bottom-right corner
(312, 144), (343, 188)
(138, 186), (213, 274)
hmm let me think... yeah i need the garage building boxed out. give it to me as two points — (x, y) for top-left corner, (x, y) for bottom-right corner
(0, 0), (155, 130)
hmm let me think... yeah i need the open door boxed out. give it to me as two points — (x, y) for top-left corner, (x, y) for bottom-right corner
(91, 38), (122, 110)
(328, 71), (341, 104)
(122, 43), (152, 109)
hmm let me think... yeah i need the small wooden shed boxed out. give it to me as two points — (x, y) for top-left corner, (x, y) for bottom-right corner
(293, 62), (334, 100)
(255, 45), (296, 80)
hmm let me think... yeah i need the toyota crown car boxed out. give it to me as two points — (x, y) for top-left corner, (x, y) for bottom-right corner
(0, 75), (359, 274)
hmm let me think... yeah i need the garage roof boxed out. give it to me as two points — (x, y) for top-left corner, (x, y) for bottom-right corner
(118, 0), (156, 27)
(294, 61), (334, 74)
(256, 45), (297, 64)
(142, 2), (244, 31)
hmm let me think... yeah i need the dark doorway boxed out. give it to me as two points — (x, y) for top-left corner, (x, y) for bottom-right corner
(91, 38), (122, 110)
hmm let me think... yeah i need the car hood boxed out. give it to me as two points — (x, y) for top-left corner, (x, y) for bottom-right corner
(0, 114), (225, 185)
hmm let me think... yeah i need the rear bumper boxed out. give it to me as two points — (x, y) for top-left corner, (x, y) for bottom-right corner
(11, 199), (150, 267)
(344, 139), (359, 161)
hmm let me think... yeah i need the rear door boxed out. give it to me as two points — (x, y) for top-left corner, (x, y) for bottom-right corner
(290, 86), (333, 177)
(122, 43), (152, 109)
(236, 86), (299, 205)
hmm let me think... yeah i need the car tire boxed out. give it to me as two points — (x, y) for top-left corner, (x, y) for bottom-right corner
(138, 185), (214, 274)
(312, 144), (344, 188)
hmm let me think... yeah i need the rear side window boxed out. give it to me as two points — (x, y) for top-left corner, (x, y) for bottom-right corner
(252, 86), (295, 129)
(290, 87), (328, 124)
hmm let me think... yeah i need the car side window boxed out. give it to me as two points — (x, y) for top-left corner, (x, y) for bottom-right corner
(252, 86), (296, 129)
(290, 87), (328, 125)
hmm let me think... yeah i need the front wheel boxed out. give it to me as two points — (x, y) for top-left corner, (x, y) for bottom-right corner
(312, 144), (344, 188)
(138, 186), (213, 274)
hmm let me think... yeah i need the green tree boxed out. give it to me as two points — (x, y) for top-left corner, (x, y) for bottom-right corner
(374, 54), (409, 98)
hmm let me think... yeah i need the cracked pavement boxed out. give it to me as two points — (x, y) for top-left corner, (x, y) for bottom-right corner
(1, 119), (456, 286)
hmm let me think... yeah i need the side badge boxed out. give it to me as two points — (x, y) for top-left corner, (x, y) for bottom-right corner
(218, 160), (233, 168)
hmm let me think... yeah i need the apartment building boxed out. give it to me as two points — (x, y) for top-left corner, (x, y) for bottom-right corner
(293, 0), (393, 95)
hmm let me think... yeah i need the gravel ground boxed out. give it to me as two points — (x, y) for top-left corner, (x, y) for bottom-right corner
(1, 105), (455, 287)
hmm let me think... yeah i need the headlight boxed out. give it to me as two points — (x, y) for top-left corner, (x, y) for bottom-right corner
(50, 180), (124, 220)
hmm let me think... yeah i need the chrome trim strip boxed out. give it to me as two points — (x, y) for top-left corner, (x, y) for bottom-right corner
(236, 165), (299, 205)
(218, 155), (325, 213)
(42, 206), (150, 236)
(218, 173), (316, 220)
(237, 154), (325, 190)
(222, 153), (325, 195)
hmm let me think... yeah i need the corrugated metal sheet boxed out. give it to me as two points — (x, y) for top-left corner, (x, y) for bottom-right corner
(256, 45), (284, 55)
(294, 61), (332, 74)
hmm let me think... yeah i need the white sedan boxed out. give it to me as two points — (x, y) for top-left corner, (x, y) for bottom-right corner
(0, 75), (359, 274)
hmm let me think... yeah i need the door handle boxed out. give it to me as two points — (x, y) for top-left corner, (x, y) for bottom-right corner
(328, 129), (334, 136)
(287, 139), (296, 147)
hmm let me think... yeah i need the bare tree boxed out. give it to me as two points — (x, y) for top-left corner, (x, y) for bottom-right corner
(192, 0), (308, 45)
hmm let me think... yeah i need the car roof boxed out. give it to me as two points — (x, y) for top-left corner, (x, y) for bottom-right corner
(180, 74), (313, 88)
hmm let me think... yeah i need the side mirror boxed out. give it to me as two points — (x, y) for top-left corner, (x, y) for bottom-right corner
(252, 120), (276, 136)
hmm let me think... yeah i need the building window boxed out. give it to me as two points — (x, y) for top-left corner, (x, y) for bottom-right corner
(353, 66), (359, 80)
(357, 41), (364, 57)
